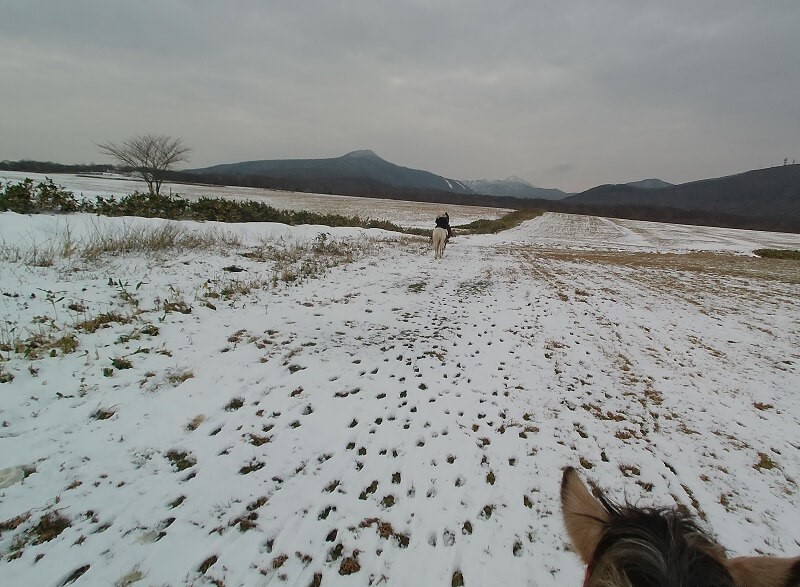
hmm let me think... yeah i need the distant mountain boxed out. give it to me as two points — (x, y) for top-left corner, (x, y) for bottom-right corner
(625, 178), (673, 189)
(185, 150), (473, 194)
(564, 164), (800, 221)
(462, 178), (570, 200)
(182, 153), (800, 231)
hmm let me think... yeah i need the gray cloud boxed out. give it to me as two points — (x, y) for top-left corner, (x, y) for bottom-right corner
(1, 0), (798, 192)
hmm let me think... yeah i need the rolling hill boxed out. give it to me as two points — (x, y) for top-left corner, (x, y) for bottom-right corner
(565, 164), (800, 221)
(185, 150), (474, 194)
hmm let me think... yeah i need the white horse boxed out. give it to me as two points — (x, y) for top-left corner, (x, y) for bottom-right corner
(432, 227), (448, 259)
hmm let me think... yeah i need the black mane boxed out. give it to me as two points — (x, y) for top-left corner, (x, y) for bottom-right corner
(590, 502), (736, 587)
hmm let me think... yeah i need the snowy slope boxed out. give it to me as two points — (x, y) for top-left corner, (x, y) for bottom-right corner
(1, 211), (799, 587)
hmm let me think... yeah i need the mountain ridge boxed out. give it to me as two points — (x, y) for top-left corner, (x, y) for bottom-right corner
(5, 153), (799, 231)
(463, 178), (569, 200)
(565, 164), (800, 221)
(185, 150), (474, 194)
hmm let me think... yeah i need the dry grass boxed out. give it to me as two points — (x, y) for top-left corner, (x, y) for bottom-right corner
(76, 311), (131, 333)
(458, 209), (544, 234)
(0, 511), (31, 534)
(167, 369), (194, 386)
(529, 249), (800, 285)
(80, 224), (242, 261)
(338, 555), (361, 575)
(186, 415), (205, 431)
(0, 321), (80, 360)
(165, 450), (196, 471)
(244, 234), (382, 285)
(753, 452), (778, 471)
(9, 510), (72, 550)
(32, 511), (71, 543)
(0, 364), (14, 383)
(0, 241), (59, 267)
(753, 248), (800, 260)
(3, 223), (243, 268)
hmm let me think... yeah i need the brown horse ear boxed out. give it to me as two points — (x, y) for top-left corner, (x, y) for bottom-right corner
(725, 555), (800, 587)
(561, 467), (610, 564)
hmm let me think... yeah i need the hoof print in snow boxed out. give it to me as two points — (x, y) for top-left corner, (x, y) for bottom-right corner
(59, 564), (90, 586)
(318, 505), (336, 520)
(248, 433), (271, 446)
(198, 555), (217, 574)
(165, 450), (196, 471)
(328, 542), (344, 561)
(513, 539), (523, 557)
(359, 480), (378, 500)
(239, 460), (265, 475)
(452, 570), (465, 587)
(224, 397), (244, 411)
(169, 495), (186, 508)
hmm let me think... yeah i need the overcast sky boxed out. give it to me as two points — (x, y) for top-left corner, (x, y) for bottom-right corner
(2, 1), (799, 192)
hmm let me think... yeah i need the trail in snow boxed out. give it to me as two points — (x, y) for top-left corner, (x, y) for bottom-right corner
(0, 211), (798, 586)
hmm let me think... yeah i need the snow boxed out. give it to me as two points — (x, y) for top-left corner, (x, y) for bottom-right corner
(0, 171), (511, 230)
(1, 205), (799, 587)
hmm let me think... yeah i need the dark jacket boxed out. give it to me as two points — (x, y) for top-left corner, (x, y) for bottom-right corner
(435, 214), (453, 237)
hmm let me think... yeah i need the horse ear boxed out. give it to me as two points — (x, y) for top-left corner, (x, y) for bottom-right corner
(561, 467), (610, 564)
(724, 555), (800, 587)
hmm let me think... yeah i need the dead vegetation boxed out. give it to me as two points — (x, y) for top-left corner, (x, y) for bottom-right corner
(527, 249), (800, 285)
(165, 450), (196, 471)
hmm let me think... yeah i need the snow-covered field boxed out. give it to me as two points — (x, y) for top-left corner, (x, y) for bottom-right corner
(1, 208), (799, 587)
(0, 171), (511, 229)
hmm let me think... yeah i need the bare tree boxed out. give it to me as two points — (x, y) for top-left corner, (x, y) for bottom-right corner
(98, 134), (190, 196)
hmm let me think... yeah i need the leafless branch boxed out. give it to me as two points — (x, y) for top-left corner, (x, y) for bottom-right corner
(98, 134), (190, 196)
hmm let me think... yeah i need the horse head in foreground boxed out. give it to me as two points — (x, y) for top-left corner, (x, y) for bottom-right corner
(561, 467), (799, 587)
(432, 226), (448, 259)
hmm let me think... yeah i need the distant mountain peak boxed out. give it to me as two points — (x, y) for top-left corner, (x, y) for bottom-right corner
(342, 149), (383, 161)
(625, 178), (673, 189)
(502, 176), (535, 186)
(462, 178), (569, 200)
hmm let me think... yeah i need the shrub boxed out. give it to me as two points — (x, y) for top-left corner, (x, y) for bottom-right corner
(754, 248), (800, 260)
(1, 178), (540, 239)
(0, 178), (79, 213)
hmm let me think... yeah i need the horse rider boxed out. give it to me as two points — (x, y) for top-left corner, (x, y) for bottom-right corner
(435, 211), (453, 240)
